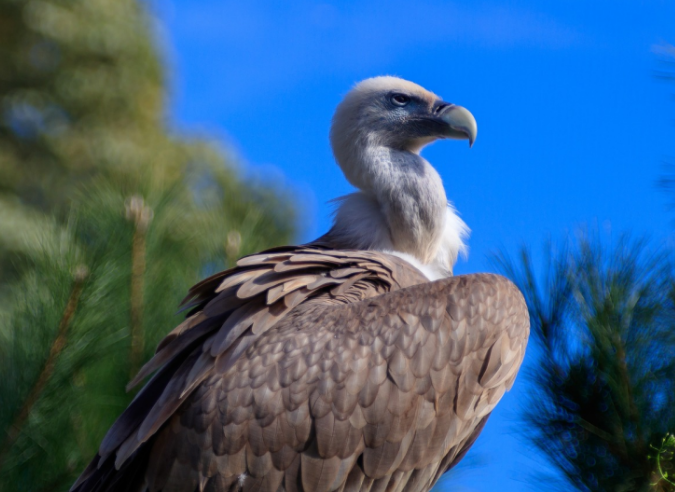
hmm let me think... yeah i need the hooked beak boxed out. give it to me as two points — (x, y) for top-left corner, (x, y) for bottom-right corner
(438, 104), (477, 147)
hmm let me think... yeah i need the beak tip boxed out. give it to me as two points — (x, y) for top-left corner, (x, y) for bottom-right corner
(440, 104), (477, 147)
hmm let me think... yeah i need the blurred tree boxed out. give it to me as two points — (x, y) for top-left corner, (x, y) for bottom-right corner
(0, 0), (296, 490)
(0, 0), (294, 279)
(0, 0), (163, 210)
(494, 236), (675, 492)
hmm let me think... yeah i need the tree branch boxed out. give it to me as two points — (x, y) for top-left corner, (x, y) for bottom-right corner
(0, 265), (88, 470)
(125, 195), (153, 380)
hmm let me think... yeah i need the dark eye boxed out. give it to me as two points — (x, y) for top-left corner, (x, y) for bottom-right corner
(390, 93), (410, 106)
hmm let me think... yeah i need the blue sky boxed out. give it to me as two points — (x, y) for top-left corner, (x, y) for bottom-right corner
(156, 1), (675, 490)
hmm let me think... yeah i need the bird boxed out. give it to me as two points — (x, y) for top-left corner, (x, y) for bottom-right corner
(72, 76), (529, 492)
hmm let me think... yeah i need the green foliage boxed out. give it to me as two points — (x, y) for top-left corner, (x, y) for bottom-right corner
(0, 0), (296, 490)
(495, 236), (675, 491)
(0, 0), (163, 211)
(650, 433), (675, 490)
(0, 0), (294, 281)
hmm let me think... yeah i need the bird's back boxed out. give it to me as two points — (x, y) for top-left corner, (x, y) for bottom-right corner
(72, 246), (529, 492)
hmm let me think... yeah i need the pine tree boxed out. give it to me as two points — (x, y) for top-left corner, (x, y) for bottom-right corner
(0, 0), (293, 279)
(0, 1), (296, 490)
(1, 0), (163, 210)
(495, 236), (675, 491)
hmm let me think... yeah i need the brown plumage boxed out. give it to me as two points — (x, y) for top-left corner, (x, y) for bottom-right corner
(72, 77), (529, 492)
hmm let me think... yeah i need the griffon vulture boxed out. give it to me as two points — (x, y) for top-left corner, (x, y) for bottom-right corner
(72, 77), (529, 492)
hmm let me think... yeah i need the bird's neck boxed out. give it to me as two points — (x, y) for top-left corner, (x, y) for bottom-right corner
(330, 144), (449, 264)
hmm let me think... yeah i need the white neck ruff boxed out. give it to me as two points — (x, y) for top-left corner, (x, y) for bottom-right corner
(329, 192), (469, 280)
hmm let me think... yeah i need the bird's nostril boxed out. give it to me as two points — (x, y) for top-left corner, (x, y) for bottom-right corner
(435, 102), (451, 114)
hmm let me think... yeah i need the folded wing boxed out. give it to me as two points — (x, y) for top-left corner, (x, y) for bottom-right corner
(72, 247), (529, 492)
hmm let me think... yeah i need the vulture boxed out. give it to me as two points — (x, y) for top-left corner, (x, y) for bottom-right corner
(72, 77), (529, 492)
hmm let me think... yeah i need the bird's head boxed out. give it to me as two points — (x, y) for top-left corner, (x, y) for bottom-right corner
(330, 76), (477, 190)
